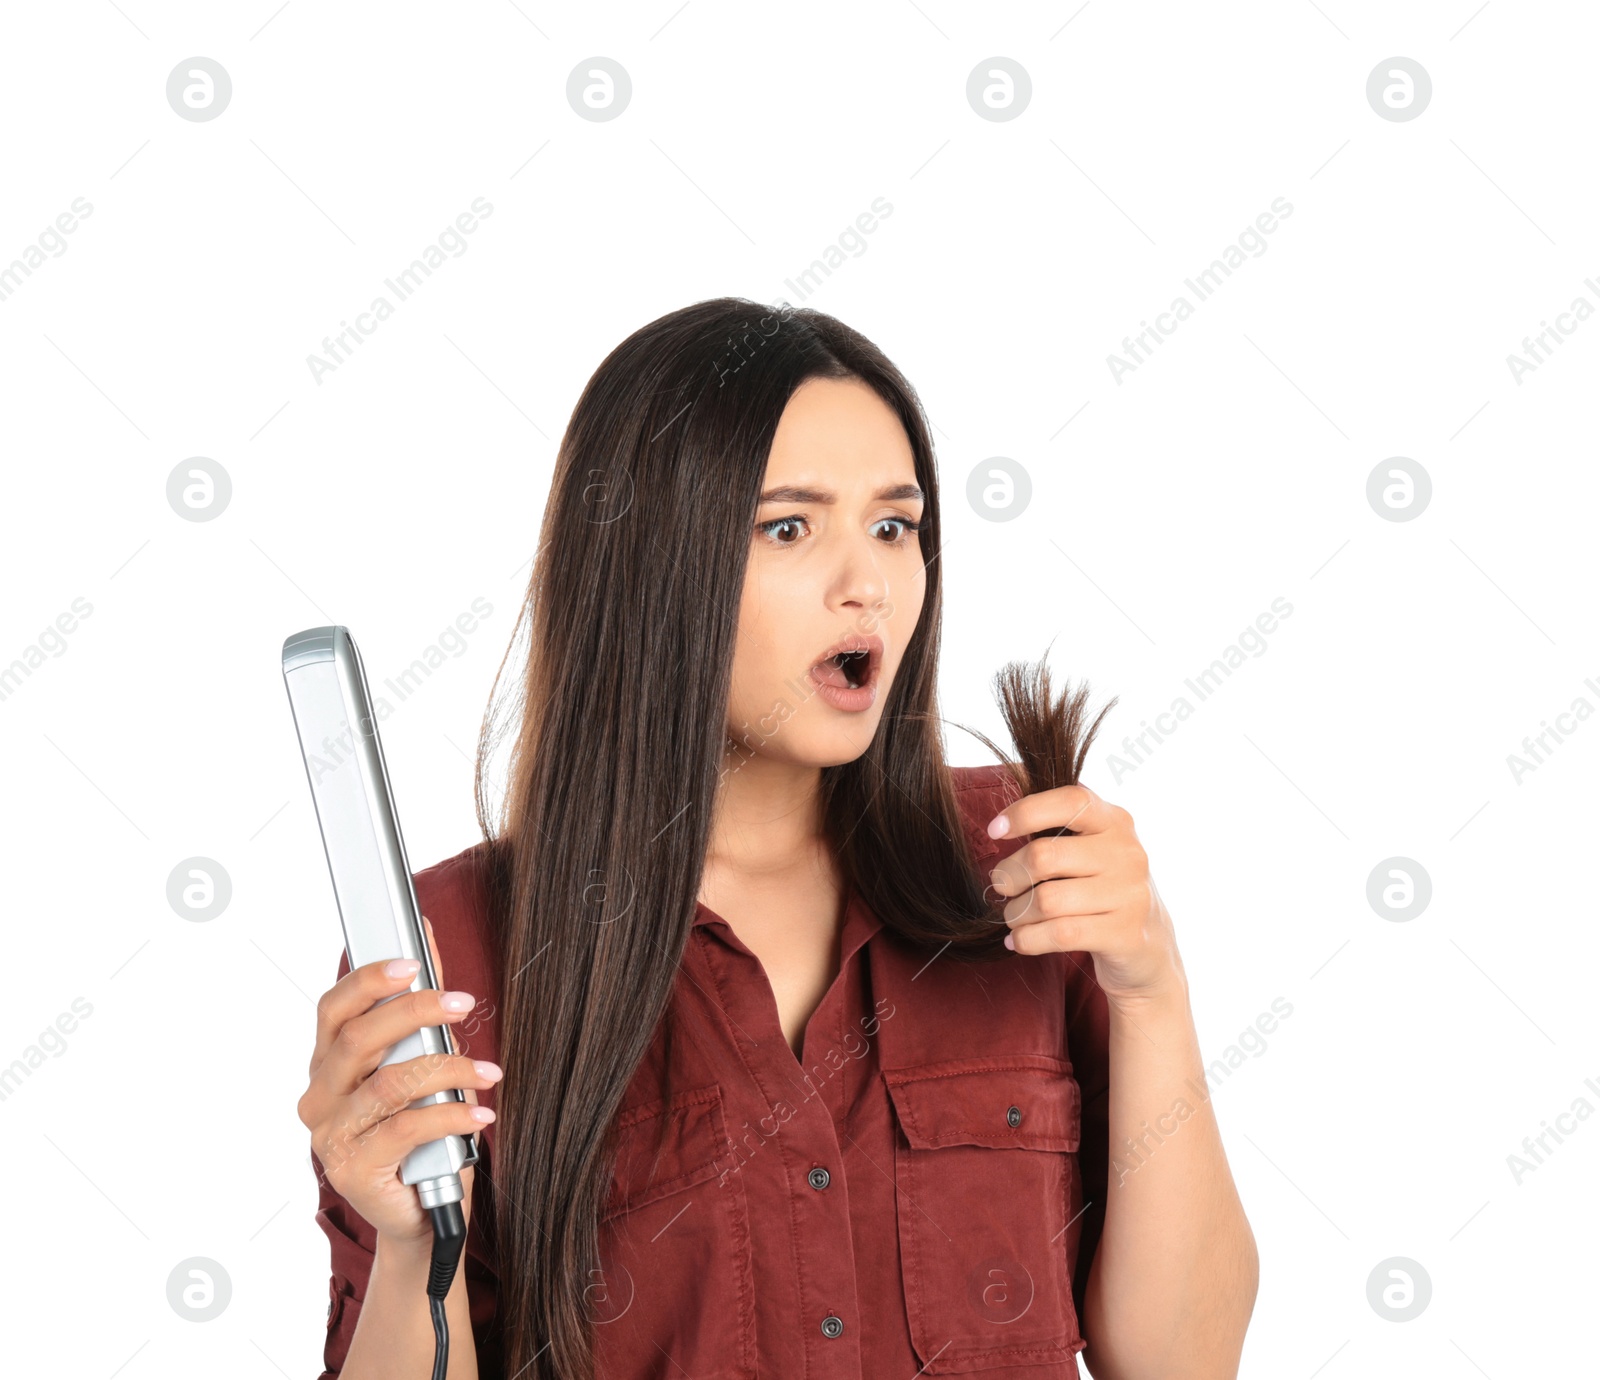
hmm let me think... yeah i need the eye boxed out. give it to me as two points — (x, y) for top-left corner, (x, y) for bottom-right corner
(756, 516), (809, 545)
(755, 513), (923, 548)
(873, 516), (922, 545)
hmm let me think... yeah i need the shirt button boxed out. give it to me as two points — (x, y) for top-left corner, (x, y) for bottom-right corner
(1007, 1104), (1022, 1128)
(807, 1166), (831, 1190)
(820, 1314), (845, 1338)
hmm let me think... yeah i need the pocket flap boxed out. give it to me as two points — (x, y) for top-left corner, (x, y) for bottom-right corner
(883, 1054), (1081, 1152)
(602, 1082), (728, 1219)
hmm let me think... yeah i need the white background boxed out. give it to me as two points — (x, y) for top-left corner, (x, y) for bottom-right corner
(1, 2), (1594, 1376)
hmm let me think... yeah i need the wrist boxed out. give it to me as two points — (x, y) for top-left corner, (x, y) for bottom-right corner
(373, 1229), (434, 1278)
(1105, 966), (1191, 1021)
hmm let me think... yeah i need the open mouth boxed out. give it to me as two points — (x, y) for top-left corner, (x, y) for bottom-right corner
(809, 634), (883, 691)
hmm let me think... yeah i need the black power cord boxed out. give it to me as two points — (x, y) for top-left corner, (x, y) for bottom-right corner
(426, 1201), (468, 1380)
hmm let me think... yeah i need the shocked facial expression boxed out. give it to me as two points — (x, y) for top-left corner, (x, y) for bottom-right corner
(724, 375), (929, 770)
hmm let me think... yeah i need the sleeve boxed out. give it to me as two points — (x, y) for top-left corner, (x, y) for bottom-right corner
(312, 853), (505, 1378)
(313, 947), (372, 1379)
(314, 1099), (504, 1377)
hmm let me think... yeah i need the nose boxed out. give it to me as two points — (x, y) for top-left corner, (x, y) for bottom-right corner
(833, 532), (893, 622)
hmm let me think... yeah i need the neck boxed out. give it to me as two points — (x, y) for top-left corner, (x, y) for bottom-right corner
(705, 747), (826, 881)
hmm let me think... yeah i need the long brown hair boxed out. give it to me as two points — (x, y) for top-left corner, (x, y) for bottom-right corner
(466, 296), (1112, 1378)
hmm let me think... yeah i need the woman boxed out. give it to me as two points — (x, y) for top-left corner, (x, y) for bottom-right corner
(298, 297), (1258, 1379)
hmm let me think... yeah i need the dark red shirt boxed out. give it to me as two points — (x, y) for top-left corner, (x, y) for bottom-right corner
(315, 763), (1111, 1378)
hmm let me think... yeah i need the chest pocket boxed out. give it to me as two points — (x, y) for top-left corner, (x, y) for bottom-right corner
(594, 1083), (757, 1380)
(883, 1054), (1087, 1375)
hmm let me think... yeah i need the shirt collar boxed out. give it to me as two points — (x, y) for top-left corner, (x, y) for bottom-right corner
(694, 881), (884, 963)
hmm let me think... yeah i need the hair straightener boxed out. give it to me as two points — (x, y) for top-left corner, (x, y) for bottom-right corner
(281, 625), (478, 1380)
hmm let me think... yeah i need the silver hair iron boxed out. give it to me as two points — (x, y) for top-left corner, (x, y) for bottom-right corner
(281, 624), (476, 1379)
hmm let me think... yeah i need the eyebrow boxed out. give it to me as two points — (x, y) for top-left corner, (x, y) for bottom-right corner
(757, 483), (924, 505)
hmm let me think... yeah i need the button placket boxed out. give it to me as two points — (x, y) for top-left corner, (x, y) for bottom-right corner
(697, 928), (866, 1376)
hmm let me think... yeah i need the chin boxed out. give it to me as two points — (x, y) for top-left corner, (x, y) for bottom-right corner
(722, 711), (882, 776)
(798, 705), (891, 760)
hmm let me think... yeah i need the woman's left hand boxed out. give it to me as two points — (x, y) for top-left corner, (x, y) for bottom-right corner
(986, 784), (1184, 1007)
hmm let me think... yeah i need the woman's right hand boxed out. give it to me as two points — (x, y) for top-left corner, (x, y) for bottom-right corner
(298, 914), (501, 1248)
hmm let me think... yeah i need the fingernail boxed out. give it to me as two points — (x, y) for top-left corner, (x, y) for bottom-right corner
(1003, 932), (1015, 950)
(440, 991), (475, 1012)
(385, 959), (421, 979)
(473, 1061), (503, 1081)
(987, 813), (1010, 839)
(469, 1105), (496, 1122)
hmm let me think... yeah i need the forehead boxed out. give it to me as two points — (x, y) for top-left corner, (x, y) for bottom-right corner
(763, 376), (917, 485)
